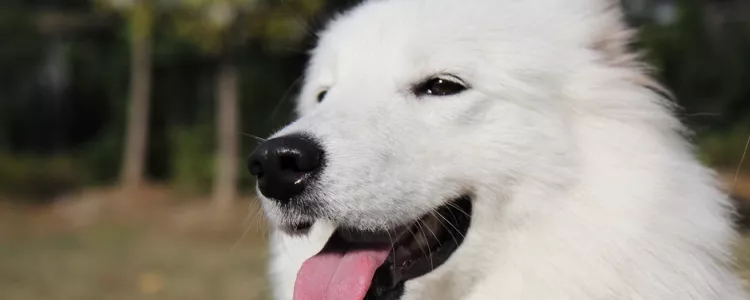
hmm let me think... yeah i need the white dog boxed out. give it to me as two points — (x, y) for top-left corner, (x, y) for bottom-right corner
(246, 0), (749, 299)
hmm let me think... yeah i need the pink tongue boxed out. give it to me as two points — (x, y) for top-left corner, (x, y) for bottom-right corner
(293, 248), (390, 300)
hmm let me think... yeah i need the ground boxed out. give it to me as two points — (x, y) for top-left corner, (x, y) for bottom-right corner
(0, 183), (748, 300)
(0, 187), (271, 300)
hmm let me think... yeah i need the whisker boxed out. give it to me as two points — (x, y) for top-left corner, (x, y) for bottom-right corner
(415, 221), (434, 270)
(385, 221), (397, 272)
(242, 133), (267, 142)
(253, 206), (267, 235)
(446, 206), (460, 224)
(232, 201), (267, 252)
(731, 134), (750, 191)
(231, 220), (256, 252)
(420, 218), (442, 247)
(406, 223), (430, 265)
(241, 203), (256, 226)
(430, 210), (458, 245)
(271, 74), (305, 118)
(249, 196), (265, 234)
(446, 202), (472, 219)
(280, 0), (317, 36)
(435, 211), (466, 240)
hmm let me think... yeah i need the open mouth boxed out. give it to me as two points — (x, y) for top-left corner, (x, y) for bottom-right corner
(293, 196), (472, 300)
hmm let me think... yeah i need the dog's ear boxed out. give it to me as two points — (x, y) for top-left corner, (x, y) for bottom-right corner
(586, 1), (674, 100)
(588, 2), (637, 67)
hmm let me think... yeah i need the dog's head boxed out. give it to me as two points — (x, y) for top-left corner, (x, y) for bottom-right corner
(249, 0), (655, 298)
(250, 0), (611, 230)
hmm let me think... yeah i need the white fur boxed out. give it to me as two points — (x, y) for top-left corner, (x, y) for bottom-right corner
(260, 0), (750, 299)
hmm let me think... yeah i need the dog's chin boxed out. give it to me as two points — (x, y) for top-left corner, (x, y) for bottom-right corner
(285, 196), (473, 299)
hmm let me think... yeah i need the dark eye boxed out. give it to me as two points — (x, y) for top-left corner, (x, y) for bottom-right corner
(414, 76), (467, 97)
(317, 90), (328, 102)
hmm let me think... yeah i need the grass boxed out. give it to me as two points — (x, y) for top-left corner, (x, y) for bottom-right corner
(736, 234), (750, 288)
(0, 197), (272, 300)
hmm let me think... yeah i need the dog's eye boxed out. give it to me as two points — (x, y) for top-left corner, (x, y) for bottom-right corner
(317, 90), (328, 103)
(414, 76), (467, 97)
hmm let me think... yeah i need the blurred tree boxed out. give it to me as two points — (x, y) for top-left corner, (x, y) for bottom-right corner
(123, 0), (154, 189)
(167, 0), (323, 210)
(96, 0), (156, 189)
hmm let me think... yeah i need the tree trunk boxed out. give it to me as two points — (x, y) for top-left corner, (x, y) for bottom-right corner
(212, 57), (240, 211)
(120, 8), (152, 190)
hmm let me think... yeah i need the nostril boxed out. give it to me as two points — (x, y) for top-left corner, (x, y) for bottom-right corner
(277, 149), (322, 173)
(279, 154), (301, 172)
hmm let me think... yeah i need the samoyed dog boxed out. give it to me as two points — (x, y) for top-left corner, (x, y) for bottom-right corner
(247, 0), (749, 299)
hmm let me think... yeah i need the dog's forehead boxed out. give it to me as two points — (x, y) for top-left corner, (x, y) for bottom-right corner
(309, 2), (474, 80)
(307, 0), (603, 82)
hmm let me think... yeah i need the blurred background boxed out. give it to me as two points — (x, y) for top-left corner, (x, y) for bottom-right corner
(0, 0), (748, 299)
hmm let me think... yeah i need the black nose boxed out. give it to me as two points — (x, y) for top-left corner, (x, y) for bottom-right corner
(247, 134), (324, 203)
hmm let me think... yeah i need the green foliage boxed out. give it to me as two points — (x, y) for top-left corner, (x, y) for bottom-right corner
(169, 125), (216, 194)
(129, 0), (155, 40)
(168, 9), (227, 53)
(2, 0), (749, 203)
(93, 0), (154, 41)
(0, 6), (46, 140)
(0, 0), (321, 201)
(77, 129), (125, 185)
(167, 0), (324, 54)
(0, 154), (84, 202)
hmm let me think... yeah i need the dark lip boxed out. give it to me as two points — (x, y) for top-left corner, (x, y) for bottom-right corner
(280, 221), (315, 236)
(315, 196), (473, 299)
